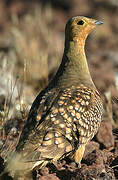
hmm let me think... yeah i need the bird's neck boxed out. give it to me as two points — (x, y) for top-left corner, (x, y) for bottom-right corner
(52, 40), (95, 89)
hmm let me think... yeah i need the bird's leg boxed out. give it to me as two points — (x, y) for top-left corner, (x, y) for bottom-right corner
(74, 144), (85, 168)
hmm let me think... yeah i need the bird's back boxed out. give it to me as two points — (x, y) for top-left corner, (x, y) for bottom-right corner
(13, 84), (103, 171)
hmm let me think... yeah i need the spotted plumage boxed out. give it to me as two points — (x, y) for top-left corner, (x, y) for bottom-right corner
(4, 16), (103, 178)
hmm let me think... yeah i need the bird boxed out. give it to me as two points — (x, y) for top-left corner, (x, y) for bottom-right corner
(4, 16), (103, 178)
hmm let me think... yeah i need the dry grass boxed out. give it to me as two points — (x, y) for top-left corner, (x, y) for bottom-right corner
(10, 5), (63, 95)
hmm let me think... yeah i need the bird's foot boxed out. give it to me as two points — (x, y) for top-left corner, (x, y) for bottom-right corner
(77, 162), (81, 168)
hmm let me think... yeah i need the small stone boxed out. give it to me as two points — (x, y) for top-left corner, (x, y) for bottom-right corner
(37, 174), (59, 180)
(83, 141), (100, 158)
(96, 122), (114, 148)
(40, 167), (49, 176)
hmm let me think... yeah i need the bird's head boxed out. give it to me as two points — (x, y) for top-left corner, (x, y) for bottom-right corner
(65, 16), (103, 46)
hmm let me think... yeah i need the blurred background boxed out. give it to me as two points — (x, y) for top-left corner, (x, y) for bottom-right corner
(0, 1), (118, 179)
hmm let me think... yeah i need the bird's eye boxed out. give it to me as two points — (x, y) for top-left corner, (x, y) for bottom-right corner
(77, 20), (84, 25)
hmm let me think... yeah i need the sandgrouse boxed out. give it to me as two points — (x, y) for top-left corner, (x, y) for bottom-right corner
(5, 16), (103, 177)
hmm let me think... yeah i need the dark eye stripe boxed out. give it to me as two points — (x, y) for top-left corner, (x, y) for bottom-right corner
(77, 20), (84, 25)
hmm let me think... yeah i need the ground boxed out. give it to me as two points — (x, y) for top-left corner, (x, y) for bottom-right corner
(0, 0), (118, 179)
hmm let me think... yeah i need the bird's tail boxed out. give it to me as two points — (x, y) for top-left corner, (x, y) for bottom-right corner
(0, 151), (46, 178)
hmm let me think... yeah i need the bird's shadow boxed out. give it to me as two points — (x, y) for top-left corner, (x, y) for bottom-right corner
(46, 158), (79, 180)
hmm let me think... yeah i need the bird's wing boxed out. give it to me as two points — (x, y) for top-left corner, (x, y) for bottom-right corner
(16, 85), (102, 166)
(16, 87), (60, 151)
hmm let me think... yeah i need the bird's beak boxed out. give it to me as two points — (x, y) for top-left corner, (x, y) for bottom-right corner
(95, 20), (103, 25)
